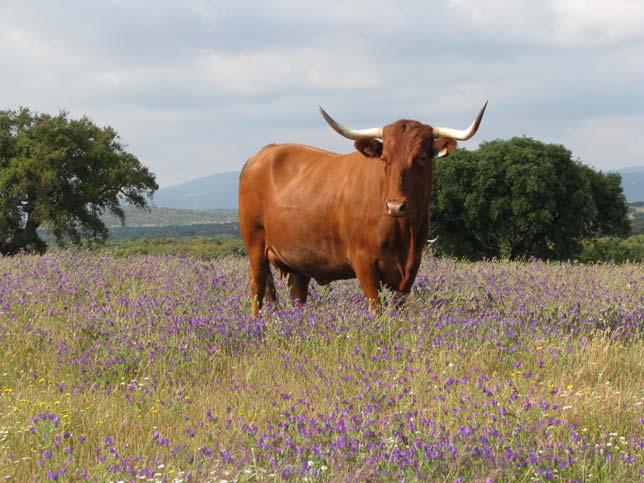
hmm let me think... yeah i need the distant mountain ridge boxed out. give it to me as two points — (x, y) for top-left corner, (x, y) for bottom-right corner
(616, 166), (644, 203)
(153, 171), (240, 210)
(152, 166), (644, 211)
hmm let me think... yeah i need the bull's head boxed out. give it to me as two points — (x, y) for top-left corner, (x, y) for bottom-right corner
(320, 102), (487, 221)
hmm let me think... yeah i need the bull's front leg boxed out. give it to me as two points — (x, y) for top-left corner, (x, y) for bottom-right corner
(390, 259), (421, 309)
(353, 256), (382, 315)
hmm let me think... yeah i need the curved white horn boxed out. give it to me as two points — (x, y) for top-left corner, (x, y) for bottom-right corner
(427, 235), (439, 245)
(432, 100), (488, 140)
(319, 106), (383, 140)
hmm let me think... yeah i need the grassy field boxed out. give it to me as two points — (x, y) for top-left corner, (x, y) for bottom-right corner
(101, 207), (239, 227)
(96, 235), (644, 263)
(97, 237), (246, 258)
(0, 253), (642, 481)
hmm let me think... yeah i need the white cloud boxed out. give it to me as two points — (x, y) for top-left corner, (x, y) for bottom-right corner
(258, 0), (408, 31)
(561, 114), (644, 170)
(195, 48), (382, 95)
(447, 0), (550, 44)
(551, 0), (644, 47)
(0, 0), (643, 186)
(448, 0), (644, 48)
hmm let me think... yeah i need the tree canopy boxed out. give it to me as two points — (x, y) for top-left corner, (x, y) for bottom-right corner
(431, 137), (630, 260)
(0, 108), (158, 255)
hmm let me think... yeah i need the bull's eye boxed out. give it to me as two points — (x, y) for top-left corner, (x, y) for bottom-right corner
(416, 153), (430, 166)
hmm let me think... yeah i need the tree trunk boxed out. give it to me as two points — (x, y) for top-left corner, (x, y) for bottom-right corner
(0, 216), (46, 256)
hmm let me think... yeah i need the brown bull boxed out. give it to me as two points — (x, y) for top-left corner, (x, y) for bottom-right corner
(239, 102), (487, 316)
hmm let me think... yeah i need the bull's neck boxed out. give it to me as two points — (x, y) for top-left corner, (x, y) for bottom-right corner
(404, 184), (432, 250)
(401, 207), (430, 253)
(381, 205), (430, 254)
(380, 209), (429, 291)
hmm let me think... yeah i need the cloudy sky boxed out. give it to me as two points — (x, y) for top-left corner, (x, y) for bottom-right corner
(2, 0), (643, 187)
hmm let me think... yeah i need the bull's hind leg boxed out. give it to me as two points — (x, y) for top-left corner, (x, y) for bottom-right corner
(265, 270), (278, 305)
(288, 272), (310, 306)
(247, 241), (271, 318)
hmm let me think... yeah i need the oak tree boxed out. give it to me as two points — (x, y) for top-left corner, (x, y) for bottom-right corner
(0, 108), (158, 255)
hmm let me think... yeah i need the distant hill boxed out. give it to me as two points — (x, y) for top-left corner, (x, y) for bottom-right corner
(93, 206), (239, 240)
(101, 206), (237, 227)
(629, 201), (644, 235)
(107, 223), (240, 240)
(153, 171), (240, 210)
(616, 167), (644, 203)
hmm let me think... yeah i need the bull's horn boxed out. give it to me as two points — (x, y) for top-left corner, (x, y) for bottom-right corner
(432, 100), (488, 141)
(319, 106), (383, 140)
(427, 236), (439, 245)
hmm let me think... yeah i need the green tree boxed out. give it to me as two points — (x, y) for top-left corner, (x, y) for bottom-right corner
(431, 137), (630, 260)
(579, 165), (630, 238)
(0, 108), (158, 255)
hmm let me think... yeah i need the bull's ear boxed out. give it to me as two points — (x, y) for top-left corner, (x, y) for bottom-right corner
(432, 138), (457, 159)
(355, 139), (383, 158)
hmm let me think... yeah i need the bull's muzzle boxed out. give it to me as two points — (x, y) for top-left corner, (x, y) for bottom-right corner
(385, 200), (406, 217)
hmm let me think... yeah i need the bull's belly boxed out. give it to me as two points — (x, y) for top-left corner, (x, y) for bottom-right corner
(263, 211), (355, 282)
(265, 243), (355, 284)
(266, 244), (418, 290)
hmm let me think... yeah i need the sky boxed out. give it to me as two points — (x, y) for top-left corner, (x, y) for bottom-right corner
(2, 0), (643, 188)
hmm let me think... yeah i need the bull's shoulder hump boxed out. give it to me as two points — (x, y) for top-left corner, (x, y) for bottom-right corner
(259, 143), (342, 157)
(285, 143), (341, 156)
(240, 144), (281, 179)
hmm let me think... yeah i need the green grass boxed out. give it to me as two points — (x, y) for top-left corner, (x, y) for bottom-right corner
(95, 237), (246, 258)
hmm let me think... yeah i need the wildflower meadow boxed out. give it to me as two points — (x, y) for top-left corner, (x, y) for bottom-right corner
(0, 252), (642, 481)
